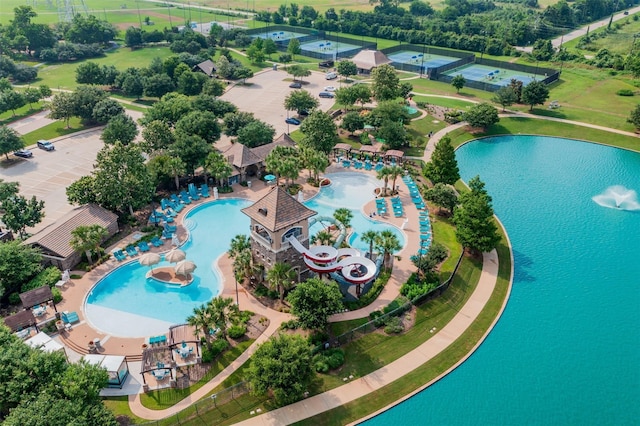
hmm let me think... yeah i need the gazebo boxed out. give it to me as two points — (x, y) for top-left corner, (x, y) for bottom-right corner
(3, 310), (38, 337)
(26, 331), (68, 360)
(140, 345), (175, 389)
(358, 144), (382, 161)
(169, 323), (201, 364)
(384, 149), (405, 164)
(19, 285), (58, 313)
(333, 143), (353, 160)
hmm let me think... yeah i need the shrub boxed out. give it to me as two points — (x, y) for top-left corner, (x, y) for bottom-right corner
(202, 339), (229, 362)
(238, 310), (253, 324)
(227, 324), (246, 339)
(401, 273), (439, 300)
(308, 331), (329, 347)
(280, 319), (299, 330)
(52, 287), (63, 304)
(312, 348), (345, 373)
(8, 292), (21, 305)
(22, 267), (62, 292)
(383, 316), (404, 334)
(382, 296), (410, 315)
(617, 89), (634, 96)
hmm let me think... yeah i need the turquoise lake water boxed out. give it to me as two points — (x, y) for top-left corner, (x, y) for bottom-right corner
(365, 136), (640, 425)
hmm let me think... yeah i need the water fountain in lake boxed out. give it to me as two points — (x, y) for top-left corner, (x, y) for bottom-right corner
(592, 185), (640, 211)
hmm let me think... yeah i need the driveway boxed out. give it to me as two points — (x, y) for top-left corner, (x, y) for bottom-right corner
(8, 110), (56, 135)
(219, 68), (337, 141)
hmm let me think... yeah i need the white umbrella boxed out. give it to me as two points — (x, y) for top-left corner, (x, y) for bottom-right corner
(139, 252), (161, 273)
(174, 259), (197, 277)
(165, 249), (186, 264)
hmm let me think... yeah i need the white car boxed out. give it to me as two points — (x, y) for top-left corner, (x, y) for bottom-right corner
(323, 86), (336, 92)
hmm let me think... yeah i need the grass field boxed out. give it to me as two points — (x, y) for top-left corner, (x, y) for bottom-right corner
(0, 102), (46, 125)
(563, 16), (640, 56)
(22, 117), (90, 146)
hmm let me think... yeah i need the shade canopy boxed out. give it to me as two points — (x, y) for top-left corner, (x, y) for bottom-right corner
(139, 252), (161, 268)
(264, 174), (276, 182)
(165, 249), (186, 264)
(175, 259), (197, 276)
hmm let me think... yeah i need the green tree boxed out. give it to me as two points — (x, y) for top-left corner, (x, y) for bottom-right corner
(453, 175), (501, 255)
(424, 136), (460, 185)
(360, 230), (380, 259)
(627, 104), (640, 130)
(508, 79), (524, 103)
(246, 44), (266, 63)
(263, 38), (278, 58)
(92, 142), (154, 214)
(300, 110), (337, 153)
(170, 133), (211, 175)
(91, 98), (124, 124)
(521, 80), (550, 111)
(71, 85), (108, 122)
(463, 102), (499, 130)
(141, 120), (174, 155)
(178, 71), (207, 96)
(208, 296), (240, 339)
(376, 229), (402, 269)
(65, 14), (116, 44)
(265, 145), (300, 187)
(387, 165), (404, 194)
(66, 175), (97, 206)
(0, 179), (19, 204)
(376, 120), (408, 149)
(166, 157), (187, 190)
(376, 166), (392, 197)
(140, 93), (193, 127)
(284, 90), (319, 114)
(424, 183), (458, 215)
(286, 65), (311, 83)
(223, 111), (256, 136)
(47, 92), (75, 128)
(228, 234), (251, 259)
(101, 113), (138, 145)
(201, 78), (224, 97)
(0, 126), (24, 160)
(248, 333), (313, 406)
(187, 304), (213, 343)
(333, 208), (353, 229)
(121, 74), (145, 99)
(287, 37), (301, 59)
(175, 110), (221, 143)
(208, 151), (233, 187)
(266, 262), (297, 301)
(1, 195), (44, 239)
(279, 53), (292, 68)
(69, 224), (108, 265)
(0, 241), (42, 298)
(23, 88), (42, 110)
(451, 74), (466, 93)
(237, 120), (275, 148)
(143, 74), (175, 99)
(371, 64), (400, 101)
(287, 277), (343, 330)
(39, 85), (52, 98)
(340, 111), (365, 134)
(492, 86), (518, 111)
(532, 39), (554, 61)
(0, 90), (25, 116)
(367, 100), (408, 128)
(300, 147), (329, 184)
(75, 62), (104, 85)
(124, 26), (143, 47)
(336, 60), (357, 81)
(399, 82), (413, 99)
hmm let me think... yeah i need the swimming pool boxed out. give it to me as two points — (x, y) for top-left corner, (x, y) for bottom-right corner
(365, 136), (640, 424)
(86, 173), (405, 337)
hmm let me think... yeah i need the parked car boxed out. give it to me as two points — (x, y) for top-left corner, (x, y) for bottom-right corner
(324, 86), (336, 92)
(37, 140), (55, 151)
(319, 91), (335, 98)
(14, 149), (33, 158)
(285, 117), (301, 125)
(297, 110), (310, 116)
(289, 81), (302, 88)
(319, 60), (334, 68)
(325, 72), (338, 80)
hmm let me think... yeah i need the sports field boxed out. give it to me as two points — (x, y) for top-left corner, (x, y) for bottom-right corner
(387, 50), (460, 69)
(443, 63), (543, 86)
(301, 39), (361, 55)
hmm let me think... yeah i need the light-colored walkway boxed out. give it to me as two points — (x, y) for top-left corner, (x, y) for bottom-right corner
(237, 249), (499, 426)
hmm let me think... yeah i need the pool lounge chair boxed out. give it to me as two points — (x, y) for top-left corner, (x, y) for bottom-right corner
(33, 305), (46, 317)
(137, 241), (150, 252)
(199, 184), (210, 197)
(170, 194), (182, 205)
(162, 229), (174, 239)
(151, 236), (164, 247)
(164, 223), (177, 233)
(171, 201), (184, 212)
(113, 249), (127, 261)
(61, 311), (80, 324)
(160, 198), (172, 210)
(179, 191), (192, 204)
(125, 246), (138, 257)
(188, 183), (200, 200)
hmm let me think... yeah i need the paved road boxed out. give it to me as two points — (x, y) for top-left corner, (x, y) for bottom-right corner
(517, 6), (640, 52)
(8, 110), (56, 135)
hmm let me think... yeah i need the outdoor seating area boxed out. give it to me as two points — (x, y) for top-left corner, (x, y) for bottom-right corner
(175, 341), (194, 359)
(61, 310), (80, 324)
(376, 198), (388, 215)
(391, 196), (404, 217)
(149, 335), (167, 346)
(404, 175), (426, 210)
(418, 211), (432, 255)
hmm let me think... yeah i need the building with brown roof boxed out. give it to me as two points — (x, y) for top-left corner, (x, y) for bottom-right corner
(350, 49), (392, 74)
(23, 204), (119, 271)
(241, 186), (316, 279)
(193, 59), (217, 77)
(222, 133), (297, 184)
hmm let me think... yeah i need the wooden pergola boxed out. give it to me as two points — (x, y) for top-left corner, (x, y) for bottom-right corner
(384, 149), (405, 164)
(169, 323), (201, 360)
(19, 286), (58, 312)
(3, 310), (38, 333)
(141, 346), (175, 385)
(333, 143), (352, 159)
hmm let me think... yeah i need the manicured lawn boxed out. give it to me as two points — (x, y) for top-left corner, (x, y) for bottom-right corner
(405, 113), (447, 156)
(32, 46), (174, 90)
(22, 117), (91, 146)
(0, 102), (46, 125)
(102, 396), (146, 425)
(447, 116), (640, 152)
(139, 339), (254, 410)
(412, 95), (477, 110)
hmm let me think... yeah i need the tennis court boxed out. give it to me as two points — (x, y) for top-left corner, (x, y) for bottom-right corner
(443, 63), (541, 87)
(300, 39), (362, 55)
(251, 30), (309, 41)
(387, 50), (458, 69)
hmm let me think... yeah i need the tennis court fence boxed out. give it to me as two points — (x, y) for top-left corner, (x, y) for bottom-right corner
(382, 44), (475, 74)
(475, 58), (560, 85)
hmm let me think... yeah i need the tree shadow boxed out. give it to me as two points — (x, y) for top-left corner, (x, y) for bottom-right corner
(513, 249), (535, 283)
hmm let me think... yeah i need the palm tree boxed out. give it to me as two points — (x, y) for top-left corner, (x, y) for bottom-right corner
(209, 153), (233, 187)
(187, 303), (213, 343)
(69, 224), (108, 264)
(376, 229), (402, 269)
(360, 230), (380, 259)
(232, 248), (252, 283)
(208, 296), (240, 339)
(228, 234), (251, 259)
(334, 208), (353, 229)
(376, 167), (392, 197)
(387, 165), (404, 195)
(167, 157), (187, 190)
(312, 229), (334, 246)
(266, 262), (297, 301)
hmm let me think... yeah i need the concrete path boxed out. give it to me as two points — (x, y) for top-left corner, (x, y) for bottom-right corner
(8, 110), (55, 135)
(237, 249), (499, 426)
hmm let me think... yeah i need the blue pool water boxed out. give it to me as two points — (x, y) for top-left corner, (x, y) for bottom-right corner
(365, 136), (640, 424)
(86, 173), (405, 335)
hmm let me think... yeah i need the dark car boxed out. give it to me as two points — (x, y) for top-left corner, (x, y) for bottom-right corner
(14, 149), (33, 158)
(285, 117), (301, 125)
(319, 91), (335, 98)
(319, 60), (334, 68)
(37, 140), (55, 151)
(298, 110), (310, 116)
(289, 81), (302, 88)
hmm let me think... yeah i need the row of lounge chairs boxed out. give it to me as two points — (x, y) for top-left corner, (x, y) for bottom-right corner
(391, 196), (404, 217)
(418, 211), (432, 255)
(376, 198), (388, 215)
(113, 236), (165, 261)
(149, 335), (167, 345)
(403, 175), (426, 210)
